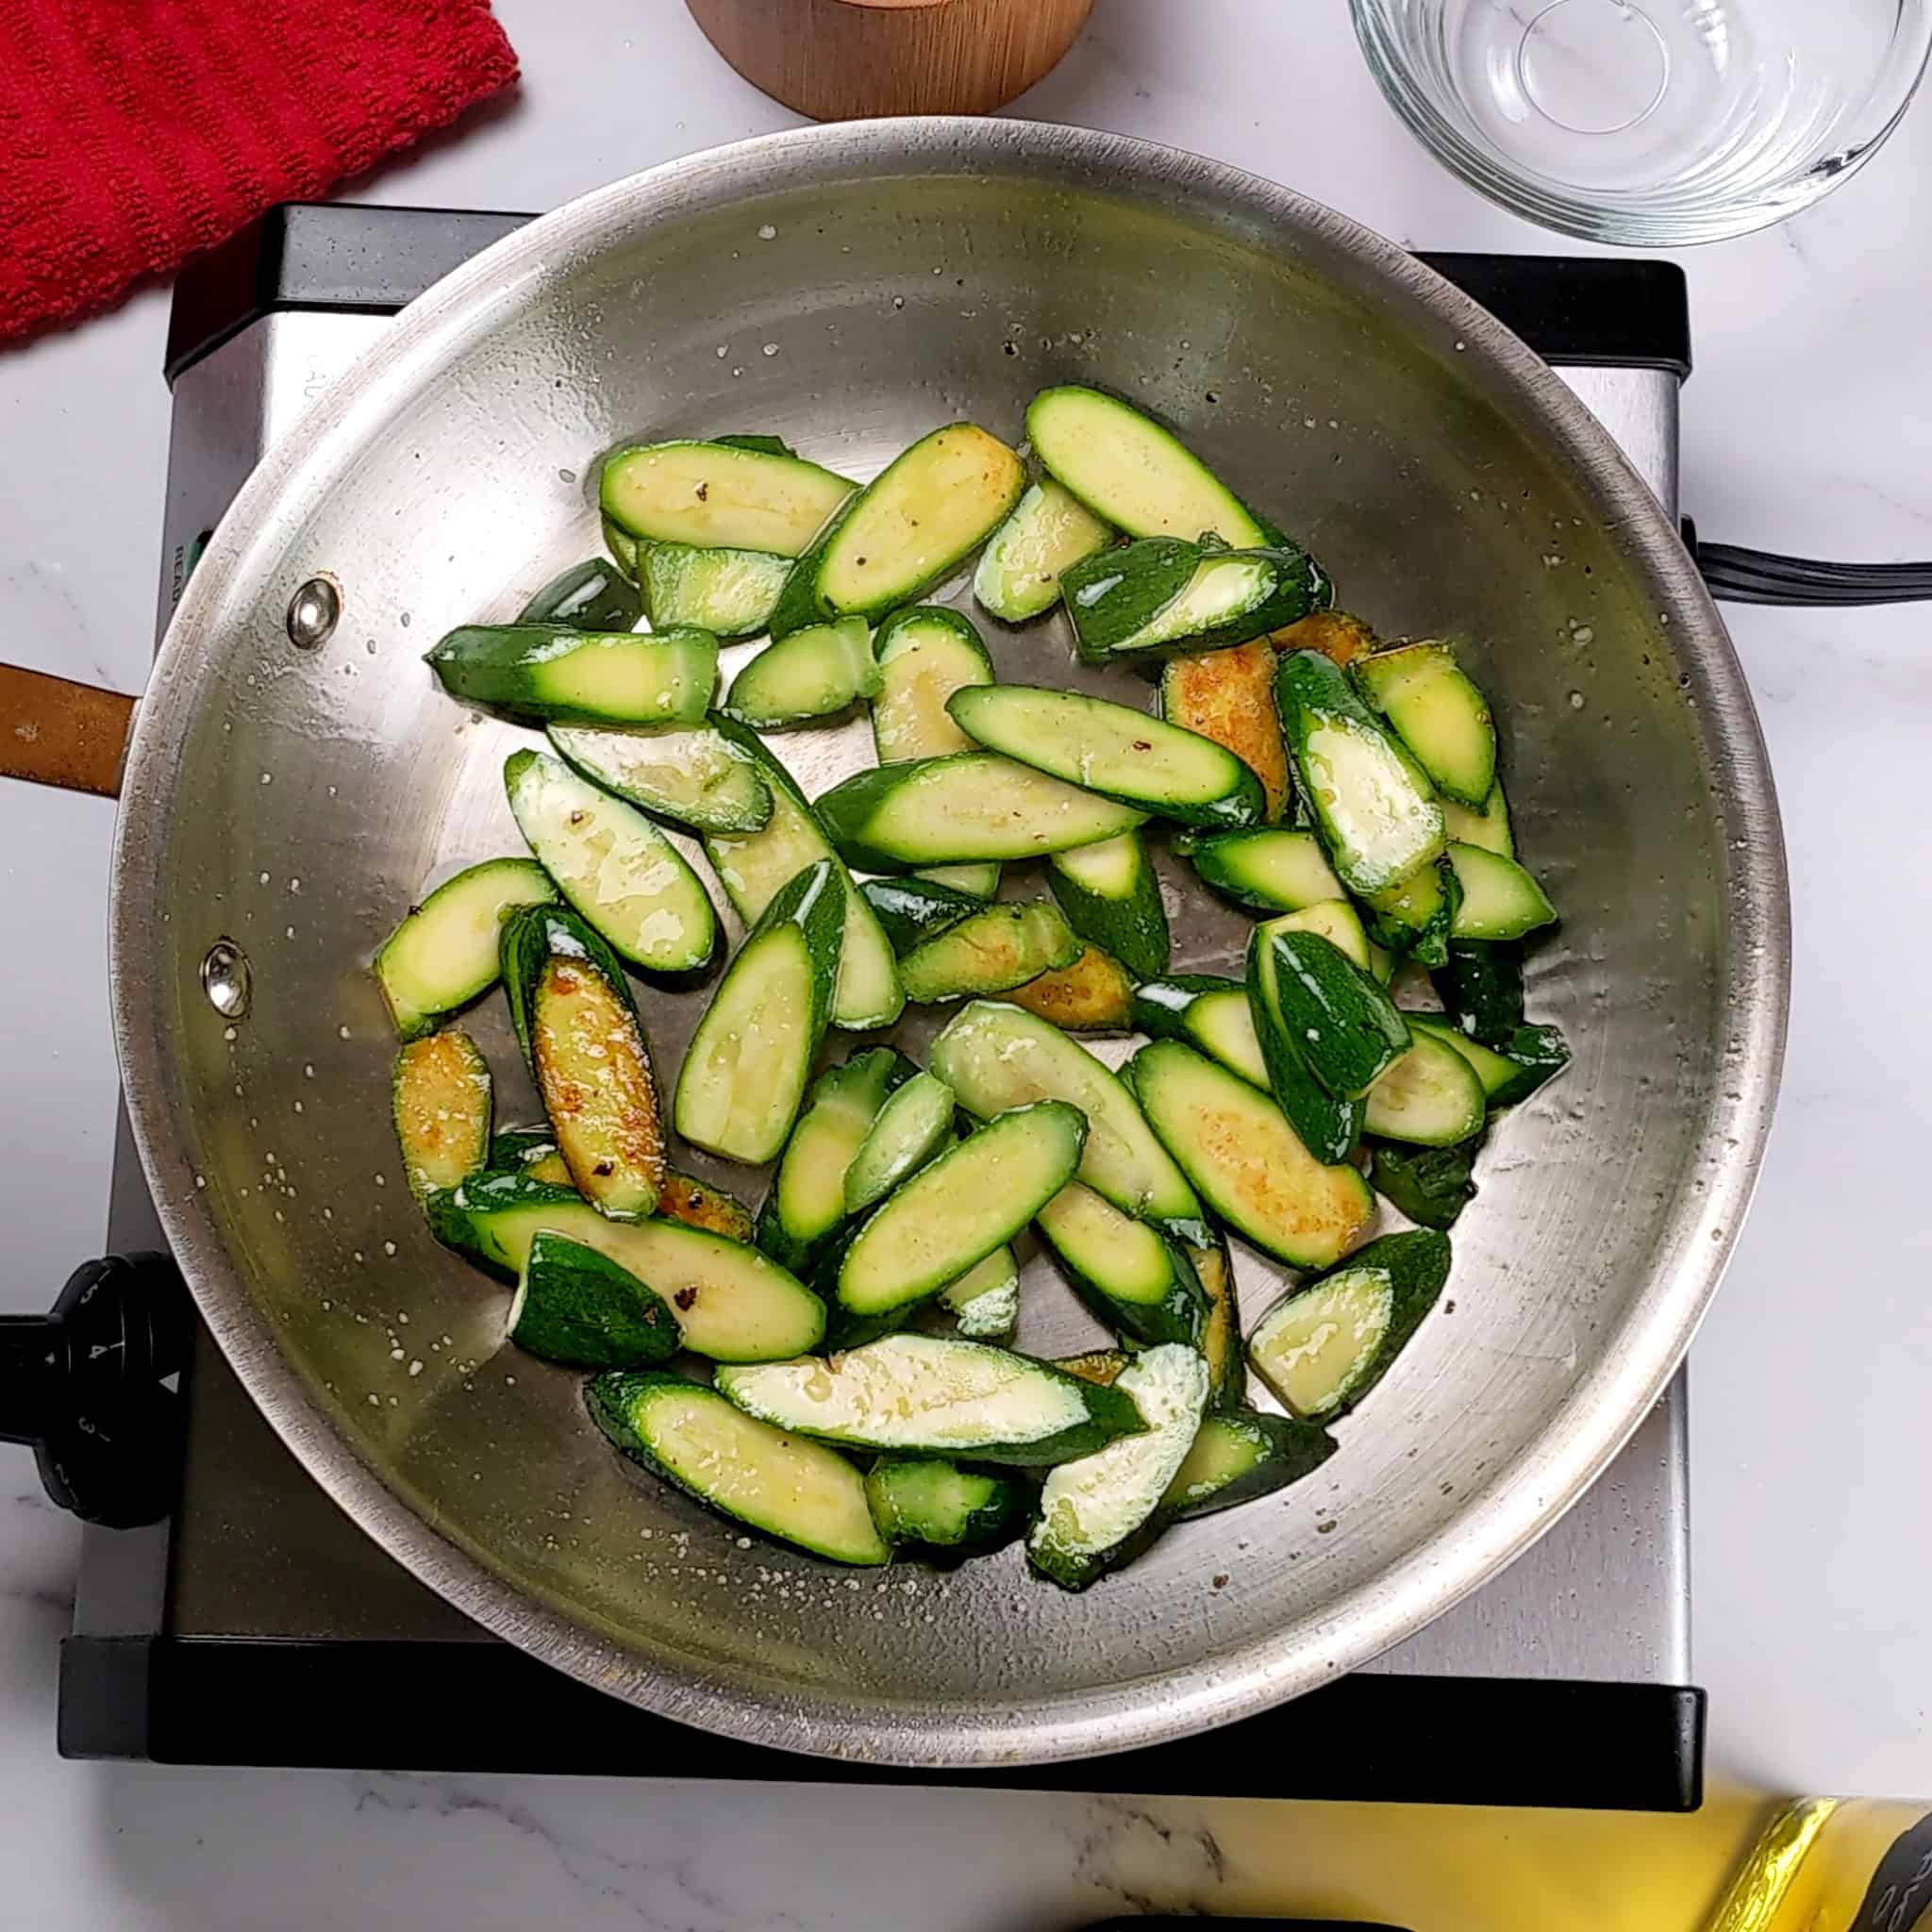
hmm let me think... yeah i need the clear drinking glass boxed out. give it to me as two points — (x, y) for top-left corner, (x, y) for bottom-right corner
(1351, 0), (1932, 242)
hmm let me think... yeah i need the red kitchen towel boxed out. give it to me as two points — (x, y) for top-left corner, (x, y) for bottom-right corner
(0, 0), (519, 344)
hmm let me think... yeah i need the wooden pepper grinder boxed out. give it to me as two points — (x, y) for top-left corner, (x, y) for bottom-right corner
(685, 0), (1094, 121)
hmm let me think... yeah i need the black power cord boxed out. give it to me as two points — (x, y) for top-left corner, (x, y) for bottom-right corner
(1684, 518), (1932, 606)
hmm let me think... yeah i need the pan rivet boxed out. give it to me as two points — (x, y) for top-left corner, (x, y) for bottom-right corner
(201, 940), (252, 1020)
(286, 575), (341, 651)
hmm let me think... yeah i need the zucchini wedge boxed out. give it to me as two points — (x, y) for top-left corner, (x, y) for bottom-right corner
(864, 1457), (1025, 1553)
(1276, 648), (1445, 896)
(858, 874), (987, 956)
(1362, 1030), (1487, 1146)
(1160, 1408), (1336, 1524)
(1131, 975), (1270, 1091)
(501, 906), (666, 1221)
(674, 858), (844, 1164)
(519, 557), (641, 632)
(505, 749), (718, 976)
(929, 1001), (1208, 1245)
(374, 858), (557, 1040)
(842, 1070), (957, 1216)
(702, 720), (904, 1031)
(1008, 944), (1136, 1034)
(1061, 537), (1328, 663)
(1045, 831), (1171, 981)
(835, 1101), (1087, 1325)
(814, 753), (1146, 871)
(427, 1171), (826, 1360)
(1441, 781), (1515, 858)
(1245, 929), (1369, 1165)
(716, 1333), (1144, 1465)
(599, 440), (857, 557)
(1368, 1137), (1481, 1231)
(425, 625), (718, 727)
(938, 1243), (1021, 1341)
(639, 541), (791, 639)
(1409, 1012), (1569, 1110)
(1364, 855), (1459, 969)
(658, 1169), (757, 1244)
(899, 899), (1081, 1005)
(1160, 640), (1293, 822)
(813, 423), (1024, 621)
(949, 683), (1264, 831)
(489, 1124), (573, 1190)
(1028, 1343), (1210, 1591)
(1190, 828), (1344, 913)
(1261, 926), (1412, 1101)
(391, 1031), (492, 1200)
(1446, 841), (1557, 941)
(1037, 1181), (1207, 1349)
(1248, 1229), (1451, 1422)
(1025, 387), (1269, 546)
(1259, 897), (1374, 971)
(724, 617), (879, 730)
(974, 476), (1112, 622)
(1191, 1233), (1247, 1412)
(548, 719), (773, 836)
(1128, 1039), (1374, 1271)
(757, 1049), (906, 1272)
(508, 1230), (680, 1370)
(588, 1372), (888, 1566)
(1353, 641), (1496, 808)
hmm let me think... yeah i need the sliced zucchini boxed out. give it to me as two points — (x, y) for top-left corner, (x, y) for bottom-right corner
(501, 906), (665, 1221)
(1273, 608), (1376, 667)
(938, 1244), (1020, 1341)
(899, 899), (1081, 1005)
(1258, 897), (1374, 972)
(920, 862), (1004, 900)
(1045, 831), (1170, 981)
(1276, 649), (1445, 896)
(1368, 1136), (1482, 1231)
(640, 541), (791, 639)
(1446, 841), (1557, 941)
(588, 1371), (887, 1566)
(1261, 927), (1412, 1101)
(391, 1032), (492, 1199)
(489, 1124), (572, 1189)
(1037, 1182), (1206, 1348)
(1364, 856), (1459, 969)
(1433, 941), (1524, 1048)
(374, 858), (556, 1040)
(973, 476), (1112, 622)
(858, 874), (987, 956)
(929, 1001), (1208, 1245)
(425, 625), (718, 727)
(813, 423), (1024, 621)
(757, 1049), (905, 1271)
(1061, 537), (1327, 663)
(428, 1171), (826, 1361)
(948, 684), (1264, 831)
(508, 1230), (679, 1369)
(519, 557), (641, 632)
(1441, 781), (1515, 858)
(864, 1457), (1024, 1553)
(703, 721), (904, 1030)
(599, 440), (856, 557)
(1025, 387), (1269, 546)
(1362, 1031), (1487, 1146)
(1409, 1012), (1570, 1110)
(548, 719), (772, 837)
(724, 617), (879, 730)
(762, 491), (858, 641)
(716, 1333), (1143, 1465)
(505, 749), (717, 976)
(1248, 1229), (1450, 1421)
(1161, 641), (1292, 822)
(1130, 975), (1270, 1091)
(842, 1071), (957, 1215)
(1245, 928), (1369, 1165)
(1190, 828), (1344, 913)
(814, 754), (1146, 871)
(602, 513), (640, 580)
(1028, 1343), (1210, 1591)
(835, 1101), (1087, 1324)
(674, 858), (844, 1164)
(658, 1169), (756, 1244)
(1160, 1408), (1336, 1524)
(1007, 945), (1136, 1034)
(1190, 1234), (1246, 1412)
(1128, 1039), (1374, 1270)
(1354, 641), (1496, 808)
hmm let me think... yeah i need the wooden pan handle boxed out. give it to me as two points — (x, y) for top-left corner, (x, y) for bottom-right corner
(685, 0), (1093, 120)
(0, 666), (135, 799)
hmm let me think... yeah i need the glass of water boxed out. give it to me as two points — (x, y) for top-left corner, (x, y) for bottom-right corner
(1352, 0), (1932, 242)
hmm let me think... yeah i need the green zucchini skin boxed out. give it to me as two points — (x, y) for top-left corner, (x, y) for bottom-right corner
(1035, 1182), (1208, 1349)
(864, 1457), (1025, 1553)
(1432, 941), (1525, 1047)
(425, 625), (719, 727)
(1189, 1233), (1247, 1413)
(898, 900), (1081, 1004)
(858, 874), (988, 956)
(1244, 930), (1369, 1165)
(763, 491), (858, 641)
(519, 557), (642, 631)
(1158, 1408), (1337, 1524)
(509, 1230), (680, 1369)
(1130, 974), (1266, 1082)
(1262, 928), (1412, 1101)
(1059, 536), (1328, 663)
(1367, 1135), (1482, 1231)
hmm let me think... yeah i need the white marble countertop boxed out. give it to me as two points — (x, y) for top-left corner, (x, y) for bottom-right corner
(4, 0), (1929, 1922)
